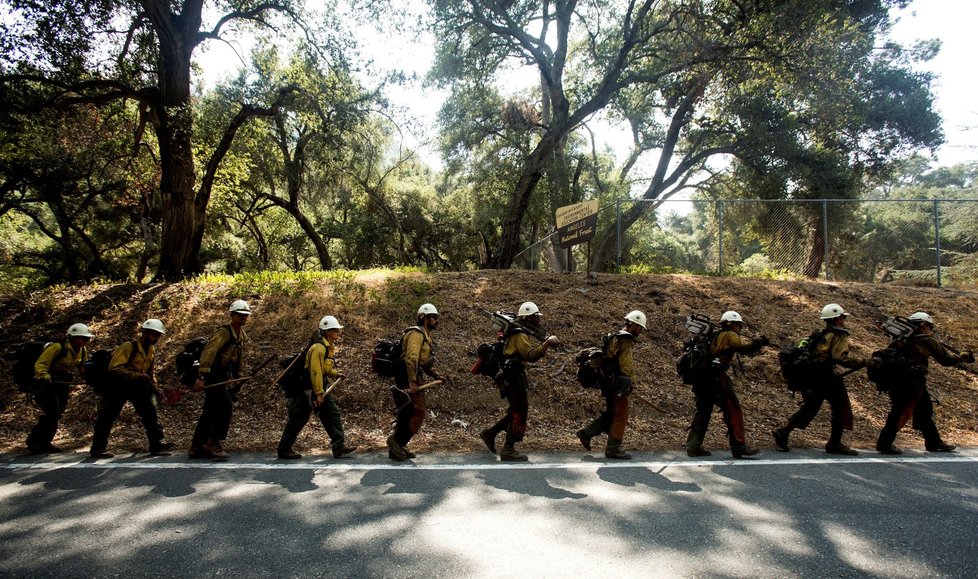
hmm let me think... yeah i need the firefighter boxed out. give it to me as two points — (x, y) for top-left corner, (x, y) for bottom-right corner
(387, 303), (449, 461)
(188, 300), (250, 461)
(576, 310), (646, 459)
(277, 315), (357, 459)
(479, 301), (560, 462)
(685, 311), (768, 458)
(876, 312), (974, 454)
(771, 304), (880, 455)
(26, 323), (92, 454)
(90, 319), (175, 458)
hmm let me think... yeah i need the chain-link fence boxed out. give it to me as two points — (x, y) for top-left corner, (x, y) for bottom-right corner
(513, 198), (978, 287)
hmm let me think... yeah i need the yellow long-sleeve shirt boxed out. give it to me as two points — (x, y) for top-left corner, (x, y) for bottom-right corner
(903, 334), (970, 368)
(710, 330), (762, 370)
(503, 331), (547, 366)
(811, 328), (870, 369)
(605, 332), (635, 378)
(198, 326), (244, 378)
(107, 340), (155, 384)
(401, 327), (435, 384)
(34, 341), (86, 381)
(305, 337), (338, 395)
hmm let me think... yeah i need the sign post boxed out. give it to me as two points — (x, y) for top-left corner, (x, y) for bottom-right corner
(555, 200), (599, 275)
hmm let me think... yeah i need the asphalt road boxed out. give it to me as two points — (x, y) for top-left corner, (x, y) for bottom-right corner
(2, 448), (977, 578)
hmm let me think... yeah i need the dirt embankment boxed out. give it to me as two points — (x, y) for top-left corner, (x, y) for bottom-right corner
(1, 271), (976, 456)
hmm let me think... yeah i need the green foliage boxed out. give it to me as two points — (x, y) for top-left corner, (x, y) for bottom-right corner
(728, 254), (803, 281)
(190, 270), (358, 296)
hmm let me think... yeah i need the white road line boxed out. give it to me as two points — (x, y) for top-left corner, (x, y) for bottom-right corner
(2, 455), (977, 471)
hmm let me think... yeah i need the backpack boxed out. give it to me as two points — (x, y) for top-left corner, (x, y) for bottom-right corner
(175, 325), (239, 386)
(11, 341), (65, 392)
(84, 340), (139, 395)
(676, 333), (715, 385)
(471, 327), (526, 378)
(277, 347), (314, 397)
(575, 347), (606, 389)
(472, 341), (506, 377)
(175, 337), (207, 386)
(778, 329), (828, 392)
(371, 326), (424, 378)
(867, 342), (925, 393)
(575, 331), (624, 389)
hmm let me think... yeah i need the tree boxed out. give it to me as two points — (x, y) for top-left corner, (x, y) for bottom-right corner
(429, 0), (942, 271)
(1, 0), (306, 280)
(0, 96), (157, 285)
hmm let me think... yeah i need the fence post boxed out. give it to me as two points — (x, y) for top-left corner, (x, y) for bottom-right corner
(717, 200), (724, 276)
(934, 200), (942, 287)
(822, 200), (829, 280)
(615, 198), (622, 273)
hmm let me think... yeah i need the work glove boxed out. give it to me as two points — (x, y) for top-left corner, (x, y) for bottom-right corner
(962, 351), (975, 364)
(756, 335), (770, 348)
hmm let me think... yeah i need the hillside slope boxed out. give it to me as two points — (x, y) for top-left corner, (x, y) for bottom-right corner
(1, 271), (976, 456)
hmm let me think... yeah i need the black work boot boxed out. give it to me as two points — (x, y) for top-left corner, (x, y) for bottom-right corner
(332, 444), (358, 459)
(150, 441), (175, 456)
(204, 439), (229, 461)
(576, 429), (593, 451)
(732, 446), (759, 459)
(825, 442), (858, 456)
(686, 447), (712, 457)
(605, 440), (631, 460)
(772, 427), (790, 452)
(926, 442), (956, 452)
(387, 435), (406, 461)
(876, 444), (903, 455)
(479, 429), (498, 454)
(188, 445), (213, 459)
(499, 445), (528, 462)
(277, 449), (302, 459)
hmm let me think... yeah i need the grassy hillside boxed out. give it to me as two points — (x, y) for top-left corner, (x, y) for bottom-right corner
(2, 270), (977, 456)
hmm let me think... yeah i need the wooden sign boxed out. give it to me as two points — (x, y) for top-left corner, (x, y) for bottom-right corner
(555, 200), (598, 248)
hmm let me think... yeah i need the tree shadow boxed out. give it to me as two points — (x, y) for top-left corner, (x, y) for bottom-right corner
(475, 469), (588, 500)
(595, 465), (702, 492)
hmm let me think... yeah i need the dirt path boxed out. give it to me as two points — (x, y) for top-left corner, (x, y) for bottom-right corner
(2, 271), (976, 455)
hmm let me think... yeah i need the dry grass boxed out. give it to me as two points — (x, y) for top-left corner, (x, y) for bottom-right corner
(1, 270), (976, 456)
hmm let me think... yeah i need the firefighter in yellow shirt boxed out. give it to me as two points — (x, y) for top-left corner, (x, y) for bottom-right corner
(277, 316), (358, 459)
(189, 300), (249, 461)
(876, 312), (974, 454)
(90, 319), (175, 459)
(387, 303), (448, 461)
(685, 311), (768, 458)
(480, 301), (560, 462)
(772, 304), (879, 456)
(26, 323), (92, 454)
(576, 311), (646, 459)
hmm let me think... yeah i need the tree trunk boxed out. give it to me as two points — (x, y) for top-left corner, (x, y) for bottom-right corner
(803, 222), (825, 278)
(488, 133), (561, 268)
(261, 195), (333, 270)
(151, 8), (200, 281)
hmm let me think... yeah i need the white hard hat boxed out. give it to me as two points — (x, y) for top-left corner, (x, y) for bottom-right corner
(417, 303), (439, 317)
(720, 311), (742, 323)
(518, 301), (541, 318)
(624, 310), (647, 329)
(319, 315), (343, 331)
(229, 299), (251, 315)
(66, 323), (93, 338)
(141, 319), (166, 334)
(819, 303), (849, 320)
(909, 311), (934, 325)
